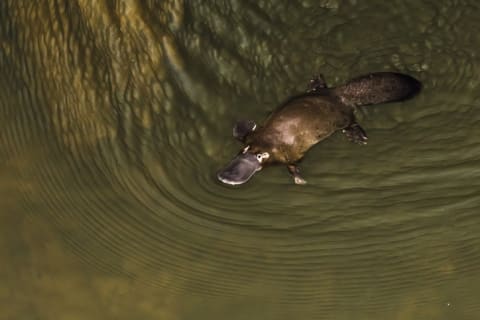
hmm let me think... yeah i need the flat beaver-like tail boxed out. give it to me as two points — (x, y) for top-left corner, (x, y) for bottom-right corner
(332, 72), (422, 107)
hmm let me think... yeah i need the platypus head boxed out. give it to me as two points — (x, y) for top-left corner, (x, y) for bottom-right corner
(217, 145), (271, 185)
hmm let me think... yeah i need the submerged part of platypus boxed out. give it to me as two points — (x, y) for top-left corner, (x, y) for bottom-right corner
(217, 72), (421, 185)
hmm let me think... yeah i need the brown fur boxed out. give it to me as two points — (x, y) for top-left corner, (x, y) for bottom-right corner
(246, 93), (353, 164)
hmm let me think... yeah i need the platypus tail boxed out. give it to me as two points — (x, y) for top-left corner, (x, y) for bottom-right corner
(332, 72), (422, 107)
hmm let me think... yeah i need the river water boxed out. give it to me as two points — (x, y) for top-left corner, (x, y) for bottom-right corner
(1, 1), (480, 319)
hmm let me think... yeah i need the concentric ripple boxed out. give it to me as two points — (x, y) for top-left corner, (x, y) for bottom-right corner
(2, 0), (480, 318)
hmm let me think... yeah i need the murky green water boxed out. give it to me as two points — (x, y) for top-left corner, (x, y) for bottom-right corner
(1, 1), (480, 319)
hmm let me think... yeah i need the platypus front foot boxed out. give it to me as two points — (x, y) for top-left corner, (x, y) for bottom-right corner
(233, 120), (257, 142)
(287, 164), (307, 185)
(342, 123), (368, 145)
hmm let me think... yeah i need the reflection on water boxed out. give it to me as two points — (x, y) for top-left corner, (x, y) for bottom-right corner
(1, 0), (480, 319)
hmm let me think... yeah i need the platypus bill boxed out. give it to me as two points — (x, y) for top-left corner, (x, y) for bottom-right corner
(217, 72), (422, 186)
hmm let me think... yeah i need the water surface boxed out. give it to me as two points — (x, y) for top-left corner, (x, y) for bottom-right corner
(1, 1), (480, 319)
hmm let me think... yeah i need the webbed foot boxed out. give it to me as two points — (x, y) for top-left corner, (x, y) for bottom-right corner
(307, 74), (327, 93)
(233, 120), (257, 142)
(342, 123), (368, 145)
(287, 164), (307, 185)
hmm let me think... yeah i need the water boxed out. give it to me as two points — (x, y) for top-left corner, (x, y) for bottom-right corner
(1, 1), (480, 319)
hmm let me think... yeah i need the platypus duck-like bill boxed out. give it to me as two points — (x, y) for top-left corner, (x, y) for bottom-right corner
(217, 150), (266, 185)
(217, 72), (422, 186)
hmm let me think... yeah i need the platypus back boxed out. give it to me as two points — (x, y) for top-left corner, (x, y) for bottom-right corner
(332, 72), (422, 107)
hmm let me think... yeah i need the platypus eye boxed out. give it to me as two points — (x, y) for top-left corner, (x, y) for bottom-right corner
(256, 152), (270, 163)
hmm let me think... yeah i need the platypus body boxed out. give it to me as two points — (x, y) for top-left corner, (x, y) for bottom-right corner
(217, 72), (421, 185)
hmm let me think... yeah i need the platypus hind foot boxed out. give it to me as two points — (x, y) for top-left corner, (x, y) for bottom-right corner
(342, 123), (368, 145)
(307, 74), (327, 93)
(287, 164), (307, 185)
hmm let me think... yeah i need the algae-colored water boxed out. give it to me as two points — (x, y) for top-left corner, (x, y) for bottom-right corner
(1, 1), (480, 319)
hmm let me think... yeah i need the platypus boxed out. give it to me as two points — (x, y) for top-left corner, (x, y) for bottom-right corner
(217, 72), (421, 185)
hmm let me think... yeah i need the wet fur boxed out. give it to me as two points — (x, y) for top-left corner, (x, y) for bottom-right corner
(245, 72), (421, 165)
